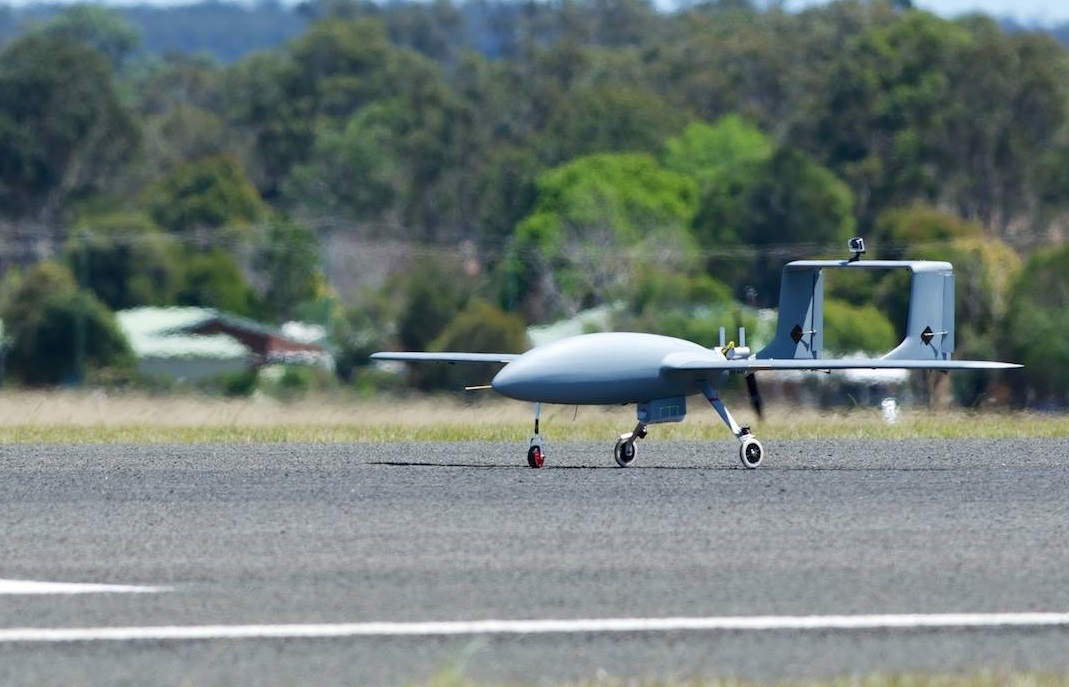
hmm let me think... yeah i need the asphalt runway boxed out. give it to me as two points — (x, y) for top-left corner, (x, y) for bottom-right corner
(2, 438), (1069, 685)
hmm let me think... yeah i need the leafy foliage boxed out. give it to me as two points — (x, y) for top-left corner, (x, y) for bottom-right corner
(615, 269), (738, 344)
(0, 33), (139, 220)
(662, 116), (772, 194)
(2, 1), (1069, 403)
(66, 214), (183, 311)
(146, 155), (266, 236)
(32, 5), (141, 68)
(0, 262), (134, 386)
(1000, 245), (1069, 405)
(822, 298), (897, 356)
(252, 219), (323, 323)
(175, 248), (258, 317)
(505, 153), (698, 321)
(397, 254), (474, 353)
(694, 145), (855, 305)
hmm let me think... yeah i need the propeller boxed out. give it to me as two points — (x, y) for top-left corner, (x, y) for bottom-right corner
(734, 325), (762, 420)
(745, 372), (764, 421)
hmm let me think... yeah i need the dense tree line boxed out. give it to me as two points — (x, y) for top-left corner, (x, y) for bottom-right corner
(0, 0), (1068, 407)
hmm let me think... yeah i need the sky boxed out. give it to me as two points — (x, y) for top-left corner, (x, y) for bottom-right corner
(785, 0), (1069, 24)
(3, 0), (1068, 26)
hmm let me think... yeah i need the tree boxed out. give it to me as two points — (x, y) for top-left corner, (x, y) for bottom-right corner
(175, 248), (259, 317)
(287, 68), (473, 241)
(1000, 244), (1069, 407)
(647, 2), (783, 126)
(140, 104), (231, 181)
(286, 106), (398, 223)
(226, 17), (398, 199)
(799, 12), (972, 226)
(941, 239), (1022, 407)
(66, 213), (184, 311)
(692, 145), (855, 305)
(662, 116), (772, 193)
(288, 17), (393, 118)
(397, 254), (474, 353)
(252, 219), (323, 322)
(145, 155), (266, 239)
(873, 203), (982, 255)
(0, 262), (134, 386)
(224, 50), (314, 198)
(382, 0), (464, 63)
(504, 152), (699, 321)
(614, 269), (739, 345)
(538, 80), (688, 163)
(134, 54), (231, 181)
(941, 19), (1069, 236)
(0, 34), (140, 221)
(34, 5), (141, 69)
(822, 299), (896, 355)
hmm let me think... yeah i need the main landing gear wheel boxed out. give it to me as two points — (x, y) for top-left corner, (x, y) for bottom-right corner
(739, 436), (764, 469)
(527, 445), (545, 469)
(614, 437), (637, 468)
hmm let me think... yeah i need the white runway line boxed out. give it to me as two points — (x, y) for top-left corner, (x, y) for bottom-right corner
(0, 579), (168, 595)
(3, 613), (1069, 643)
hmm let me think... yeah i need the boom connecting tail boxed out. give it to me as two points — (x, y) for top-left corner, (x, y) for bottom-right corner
(757, 258), (956, 363)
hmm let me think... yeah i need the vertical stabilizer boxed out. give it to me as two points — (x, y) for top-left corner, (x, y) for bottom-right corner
(882, 264), (955, 361)
(757, 265), (824, 360)
(756, 259), (956, 362)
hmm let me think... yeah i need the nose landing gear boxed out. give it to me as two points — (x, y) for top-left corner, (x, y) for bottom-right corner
(527, 402), (546, 468)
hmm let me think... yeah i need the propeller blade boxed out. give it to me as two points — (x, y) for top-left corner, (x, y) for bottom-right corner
(745, 373), (764, 421)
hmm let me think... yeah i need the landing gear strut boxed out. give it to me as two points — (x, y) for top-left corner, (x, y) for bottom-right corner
(703, 381), (764, 469)
(529, 386), (765, 469)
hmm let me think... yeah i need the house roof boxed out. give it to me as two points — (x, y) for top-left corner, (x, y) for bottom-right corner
(117, 307), (250, 361)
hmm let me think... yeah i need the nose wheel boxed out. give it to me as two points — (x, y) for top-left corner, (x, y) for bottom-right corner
(527, 443), (545, 469)
(526, 403), (546, 468)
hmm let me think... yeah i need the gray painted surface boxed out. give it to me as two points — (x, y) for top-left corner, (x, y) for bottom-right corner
(1, 439), (1068, 685)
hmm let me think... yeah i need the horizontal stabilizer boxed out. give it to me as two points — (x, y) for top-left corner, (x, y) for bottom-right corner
(661, 351), (1021, 375)
(370, 352), (520, 365)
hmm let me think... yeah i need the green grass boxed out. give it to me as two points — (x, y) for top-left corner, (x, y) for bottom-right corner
(0, 390), (1066, 443)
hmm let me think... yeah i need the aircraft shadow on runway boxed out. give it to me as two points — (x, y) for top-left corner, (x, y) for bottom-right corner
(369, 460), (726, 470)
(368, 460), (956, 471)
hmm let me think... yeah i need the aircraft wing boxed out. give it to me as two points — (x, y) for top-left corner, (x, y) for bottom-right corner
(661, 351), (1022, 374)
(370, 352), (520, 364)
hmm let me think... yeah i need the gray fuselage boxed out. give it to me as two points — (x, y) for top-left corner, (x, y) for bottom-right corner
(491, 332), (722, 405)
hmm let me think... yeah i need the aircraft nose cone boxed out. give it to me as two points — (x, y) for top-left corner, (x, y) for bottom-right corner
(491, 360), (535, 401)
